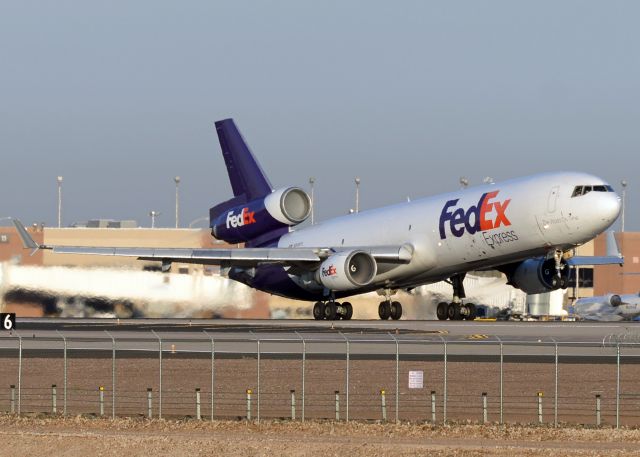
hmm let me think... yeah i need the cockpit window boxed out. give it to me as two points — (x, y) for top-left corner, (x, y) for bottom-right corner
(571, 184), (615, 197)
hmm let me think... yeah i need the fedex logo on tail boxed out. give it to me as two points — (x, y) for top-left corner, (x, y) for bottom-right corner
(226, 207), (256, 229)
(439, 190), (511, 239)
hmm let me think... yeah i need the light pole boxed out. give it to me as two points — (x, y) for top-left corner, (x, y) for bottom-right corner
(621, 179), (627, 232)
(309, 177), (315, 225)
(57, 176), (63, 228)
(174, 176), (181, 228)
(149, 211), (161, 229)
(355, 177), (361, 213)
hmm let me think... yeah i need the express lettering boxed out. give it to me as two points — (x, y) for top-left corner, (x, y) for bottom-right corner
(226, 207), (257, 229)
(439, 190), (511, 239)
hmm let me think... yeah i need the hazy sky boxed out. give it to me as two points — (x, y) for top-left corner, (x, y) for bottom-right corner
(1, 1), (638, 230)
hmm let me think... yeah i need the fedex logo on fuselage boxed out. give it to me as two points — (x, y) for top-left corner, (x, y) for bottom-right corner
(226, 207), (256, 229)
(439, 190), (511, 239)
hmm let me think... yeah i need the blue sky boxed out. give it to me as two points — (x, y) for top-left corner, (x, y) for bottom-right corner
(1, 1), (638, 229)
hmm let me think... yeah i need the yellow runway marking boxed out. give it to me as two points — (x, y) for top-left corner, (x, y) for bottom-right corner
(467, 334), (489, 340)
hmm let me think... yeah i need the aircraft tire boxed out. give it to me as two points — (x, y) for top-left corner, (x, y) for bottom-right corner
(325, 301), (338, 320)
(390, 301), (402, 320)
(343, 302), (353, 320)
(466, 303), (477, 320)
(378, 301), (391, 320)
(436, 302), (448, 320)
(447, 303), (461, 320)
(313, 302), (325, 320)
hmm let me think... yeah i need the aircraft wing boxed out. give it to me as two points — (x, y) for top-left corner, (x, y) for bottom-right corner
(12, 219), (412, 268)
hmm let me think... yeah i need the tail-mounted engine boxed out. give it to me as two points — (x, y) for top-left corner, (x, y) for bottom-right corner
(315, 250), (378, 291)
(506, 257), (569, 295)
(211, 187), (311, 243)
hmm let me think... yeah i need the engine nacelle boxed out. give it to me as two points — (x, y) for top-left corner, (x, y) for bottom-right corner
(608, 294), (622, 307)
(315, 250), (378, 291)
(211, 187), (311, 243)
(507, 257), (567, 295)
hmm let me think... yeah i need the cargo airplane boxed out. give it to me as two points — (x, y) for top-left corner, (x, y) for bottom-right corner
(14, 119), (624, 321)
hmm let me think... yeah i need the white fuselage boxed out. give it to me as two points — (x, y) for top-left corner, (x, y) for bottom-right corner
(279, 171), (621, 293)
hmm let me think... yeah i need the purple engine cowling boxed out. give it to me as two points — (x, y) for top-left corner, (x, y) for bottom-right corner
(211, 187), (311, 244)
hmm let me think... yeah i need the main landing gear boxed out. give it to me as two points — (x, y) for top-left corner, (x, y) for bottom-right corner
(313, 301), (353, 321)
(436, 273), (477, 321)
(378, 300), (402, 320)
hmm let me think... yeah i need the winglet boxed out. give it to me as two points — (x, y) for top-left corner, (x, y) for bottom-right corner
(606, 231), (622, 259)
(12, 219), (40, 253)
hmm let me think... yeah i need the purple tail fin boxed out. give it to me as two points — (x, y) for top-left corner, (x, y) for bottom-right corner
(215, 119), (272, 200)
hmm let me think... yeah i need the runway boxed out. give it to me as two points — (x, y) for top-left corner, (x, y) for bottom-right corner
(3, 318), (640, 360)
(10, 317), (640, 341)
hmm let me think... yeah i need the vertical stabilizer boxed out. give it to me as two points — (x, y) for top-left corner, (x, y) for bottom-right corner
(215, 119), (272, 200)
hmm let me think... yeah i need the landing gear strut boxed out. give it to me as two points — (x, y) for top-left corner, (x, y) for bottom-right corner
(436, 273), (477, 321)
(313, 301), (353, 321)
(554, 249), (568, 289)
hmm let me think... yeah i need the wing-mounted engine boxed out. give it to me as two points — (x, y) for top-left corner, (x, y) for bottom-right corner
(607, 294), (622, 307)
(315, 250), (378, 291)
(505, 257), (569, 295)
(211, 187), (311, 244)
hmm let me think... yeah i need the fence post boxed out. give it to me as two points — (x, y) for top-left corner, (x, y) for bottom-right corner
(56, 330), (67, 416)
(203, 331), (215, 420)
(196, 388), (201, 420)
(496, 336), (504, 425)
(553, 339), (558, 427)
(596, 394), (601, 426)
(335, 391), (340, 421)
(52, 385), (57, 414)
(246, 389), (252, 420)
(290, 390), (296, 420)
(104, 330), (116, 419)
(482, 392), (487, 424)
(257, 338), (261, 423)
(17, 333), (22, 415)
(339, 333), (350, 422)
(440, 336), (447, 424)
(151, 330), (162, 419)
(99, 386), (104, 417)
(389, 333), (399, 424)
(147, 388), (152, 418)
(10, 385), (15, 414)
(431, 391), (436, 423)
(381, 389), (387, 422)
(537, 392), (543, 424)
(297, 332), (306, 423)
(616, 343), (620, 429)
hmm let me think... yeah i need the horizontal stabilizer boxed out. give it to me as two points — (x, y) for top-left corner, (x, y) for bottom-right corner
(566, 256), (624, 266)
(567, 232), (624, 266)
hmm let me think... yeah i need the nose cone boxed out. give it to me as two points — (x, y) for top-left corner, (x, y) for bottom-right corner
(599, 192), (622, 226)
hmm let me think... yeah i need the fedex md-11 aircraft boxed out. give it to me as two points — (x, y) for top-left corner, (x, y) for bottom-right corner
(14, 119), (624, 321)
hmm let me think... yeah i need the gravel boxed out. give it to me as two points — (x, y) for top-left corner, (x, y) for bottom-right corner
(3, 415), (640, 457)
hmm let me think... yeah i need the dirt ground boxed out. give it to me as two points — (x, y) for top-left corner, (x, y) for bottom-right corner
(2, 415), (640, 457)
(1, 354), (638, 426)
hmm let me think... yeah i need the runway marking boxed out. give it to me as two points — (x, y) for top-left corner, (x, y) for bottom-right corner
(467, 334), (489, 340)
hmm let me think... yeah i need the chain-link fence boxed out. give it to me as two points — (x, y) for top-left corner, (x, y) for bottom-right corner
(0, 330), (638, 427)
